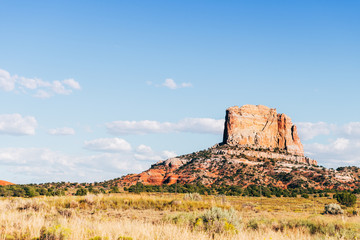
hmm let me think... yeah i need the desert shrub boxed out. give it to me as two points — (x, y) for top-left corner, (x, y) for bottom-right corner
(197, 207), (239, 234)
(324, 203), (344, 215)
(167, 207), (240, 234)
(75, 188), (88, 196)
(89, 237), (109, 240)
(184, 193), (202, 201)
(58, 209), (73, 217)
(246, 218), (273, 231)
(110, 186), (120, 193)
(24, 186), (39, 197)
(170, 200), (182, 206)
(247, 219), (261, 230)
(17, 200), (45, 212)
(117, 237), (133, 240)
(64, 200), (79, 208)
(38, 225), (71, 240)
(4, 234), (15, 240)
(334, 192), (357, 207)
(301, 193), (309, 199)
(167, 212), (198, 226)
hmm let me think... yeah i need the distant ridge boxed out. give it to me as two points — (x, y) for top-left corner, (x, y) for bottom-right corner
(0, 180), (15, 186)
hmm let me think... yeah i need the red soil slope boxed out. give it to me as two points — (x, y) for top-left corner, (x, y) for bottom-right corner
(0, 180), (14, 186)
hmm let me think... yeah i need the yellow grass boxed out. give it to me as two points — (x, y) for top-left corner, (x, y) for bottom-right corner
(0, 193), (359, 240)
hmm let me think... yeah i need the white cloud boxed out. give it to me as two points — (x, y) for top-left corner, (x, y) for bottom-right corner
(18, 77), (50, 89)
(305, 138), (350, 154)
(0, 143), (177, 183)
(0, 68), (81, 98)
(33, 90), (52, 98)
(162, 78), (192, 90)
(0, 69), (15, 91)
(297, 121), (360, 140)
(136, 144), (153, 154)
(180, 82), (192, 88)
(51, 80), (72, 95)
(163, 79), (178, 89)
(134, 144), (177, 161)
(161, 150), (177, 159)
(297, 122), (334, 140)
(84, 138), (132, 152)
(342, 122), (360, 136)
(107, 118), (224, 135)
(304, 138), (359, 168)
(0, 114), (37, 135)
(298, 121), (360, 168)
(63, 78), (81, 89)
(332, 138), (350, 151)
(48, 127), (75, 136)
(84, 138), (177, 163)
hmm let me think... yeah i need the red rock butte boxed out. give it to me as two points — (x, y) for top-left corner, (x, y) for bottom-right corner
(118, 104), (326, 187)
(223, 105), (304, 156)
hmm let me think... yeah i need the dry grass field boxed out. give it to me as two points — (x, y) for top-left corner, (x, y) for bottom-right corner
(0, 193), (359, 240)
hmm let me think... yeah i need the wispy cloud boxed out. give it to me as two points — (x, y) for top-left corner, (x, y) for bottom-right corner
(162, 78), (192, 89)
(83, 138), (177, 160)
(84, 138), (132, 152)
(106, 118), (224, 135)
(297, 121), (360, 140)
(48, 127), (75, 136)
(147, 78), (192, 90)
(0, 114), (37, 135)
(296, 122), (335, 140)
(0, 68), (81, 98)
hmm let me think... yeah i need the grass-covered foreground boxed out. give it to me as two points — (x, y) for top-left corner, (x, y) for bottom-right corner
(0, 193), (359, 240)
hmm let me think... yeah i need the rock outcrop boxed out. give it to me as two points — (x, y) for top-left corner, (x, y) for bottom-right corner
(223, 105), (304, 156)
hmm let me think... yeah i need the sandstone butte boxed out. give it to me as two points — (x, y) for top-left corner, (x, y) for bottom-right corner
(0, 180), (14, 186)
(223, 105), (304, 156)
(117, 105), (360, 189)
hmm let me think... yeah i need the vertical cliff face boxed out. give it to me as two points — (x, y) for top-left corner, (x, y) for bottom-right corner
(223, 105), (304, 156)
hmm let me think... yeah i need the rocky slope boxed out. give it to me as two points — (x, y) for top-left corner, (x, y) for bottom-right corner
(117, 105), (359, 190)
(119, 144), (359, 190)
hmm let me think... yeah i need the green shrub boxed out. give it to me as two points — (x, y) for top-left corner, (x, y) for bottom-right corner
(4, 235), (15, 240)
(39, 225), (71, 240)
(117, 237), (133, 240)
(89, 237), (109, 240)
(301, 193), (309, 199)
(334, 192), (357, 207)
(75, 188), (88, 196)
(110, 186), (120, 193)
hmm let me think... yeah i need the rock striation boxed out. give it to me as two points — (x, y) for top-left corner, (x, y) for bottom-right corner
(223, 105), (304, 156)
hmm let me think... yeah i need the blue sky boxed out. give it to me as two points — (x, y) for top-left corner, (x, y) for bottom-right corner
(0, 1), (359, 183)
